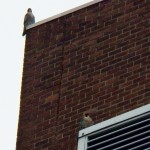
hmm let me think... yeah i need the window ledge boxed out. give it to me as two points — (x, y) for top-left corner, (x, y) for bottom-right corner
(78, 104), (150, 138)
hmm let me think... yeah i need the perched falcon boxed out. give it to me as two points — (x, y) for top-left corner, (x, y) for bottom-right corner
(22, 8), (35, 36)
(80, 112), (94, 130)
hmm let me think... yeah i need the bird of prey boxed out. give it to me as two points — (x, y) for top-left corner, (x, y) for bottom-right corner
(80, 112), (94, 130)
(22, 8), (35, 36)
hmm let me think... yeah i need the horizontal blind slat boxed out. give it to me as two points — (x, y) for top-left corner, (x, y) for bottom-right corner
(114, 136), (150, 150)
(130, 142), (150, 150)
(86, 112), (150, 150)
(87, 124), (150, 149)
(88, 120), (150, 147)
(88, 118), (150, 143)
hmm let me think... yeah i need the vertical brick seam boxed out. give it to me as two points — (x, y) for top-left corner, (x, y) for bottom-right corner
(54, 16), (67, 149)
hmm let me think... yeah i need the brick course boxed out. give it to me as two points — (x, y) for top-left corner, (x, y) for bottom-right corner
(17, 0), (150, 149)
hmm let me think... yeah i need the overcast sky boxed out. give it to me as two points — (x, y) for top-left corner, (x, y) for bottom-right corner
(0, 0), (92, 149)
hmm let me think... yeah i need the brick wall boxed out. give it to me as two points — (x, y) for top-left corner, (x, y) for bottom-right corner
(16, 0), (150, 149)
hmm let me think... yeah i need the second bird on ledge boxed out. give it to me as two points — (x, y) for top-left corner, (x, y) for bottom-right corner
(80, 109), (96, 130)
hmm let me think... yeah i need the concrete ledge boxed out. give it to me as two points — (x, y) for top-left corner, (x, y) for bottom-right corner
(27, 0), (103, 29)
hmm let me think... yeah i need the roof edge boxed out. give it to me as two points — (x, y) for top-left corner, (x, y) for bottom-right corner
(27, 0), (103, 29)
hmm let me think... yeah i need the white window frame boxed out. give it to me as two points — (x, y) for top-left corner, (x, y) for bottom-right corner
(77, 104), (150, 150)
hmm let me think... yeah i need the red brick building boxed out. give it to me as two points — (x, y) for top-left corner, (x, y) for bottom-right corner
(16, 0), (150, 149)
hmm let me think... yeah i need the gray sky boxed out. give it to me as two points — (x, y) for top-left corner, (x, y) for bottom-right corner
(0, 0), (92, 149)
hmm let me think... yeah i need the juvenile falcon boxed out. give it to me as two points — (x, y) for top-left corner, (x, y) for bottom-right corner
(80, 112), (94, 130)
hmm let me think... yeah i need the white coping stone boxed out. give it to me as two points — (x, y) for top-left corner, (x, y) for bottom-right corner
(27, 0), (104, 30)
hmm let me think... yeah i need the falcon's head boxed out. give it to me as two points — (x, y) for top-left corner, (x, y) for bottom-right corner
(27, 8), (32, 12)
(84, 113), (89, 117)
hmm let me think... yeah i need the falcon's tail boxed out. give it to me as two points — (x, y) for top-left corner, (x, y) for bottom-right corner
(22, 27), (26, 36)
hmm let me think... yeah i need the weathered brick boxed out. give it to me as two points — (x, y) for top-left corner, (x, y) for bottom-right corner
(17, 0), (150, 150)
